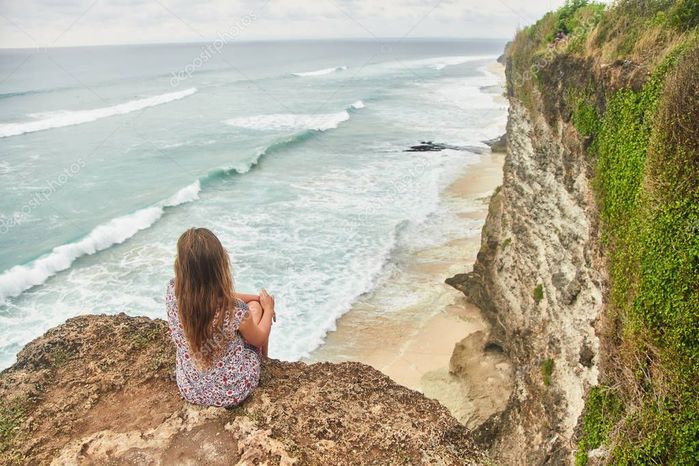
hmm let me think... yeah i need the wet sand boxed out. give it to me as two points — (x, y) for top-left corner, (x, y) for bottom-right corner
(308, 148), (512, 428)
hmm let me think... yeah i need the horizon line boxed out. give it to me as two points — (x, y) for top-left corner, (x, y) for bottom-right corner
(0, 35), (512, 51)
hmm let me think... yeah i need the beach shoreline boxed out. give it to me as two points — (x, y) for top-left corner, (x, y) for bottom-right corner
(307, 144), (512, 427)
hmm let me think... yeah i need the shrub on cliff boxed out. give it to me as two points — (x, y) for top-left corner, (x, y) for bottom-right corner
(533, 284), (545, 303)
(588, 35), (698, 466)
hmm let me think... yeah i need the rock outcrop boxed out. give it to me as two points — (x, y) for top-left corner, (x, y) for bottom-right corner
(447, 81), (605, 463)
(0, 313), (485, 465)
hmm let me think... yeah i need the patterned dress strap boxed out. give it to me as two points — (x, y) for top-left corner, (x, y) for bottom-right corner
(232, 299), (250, 330)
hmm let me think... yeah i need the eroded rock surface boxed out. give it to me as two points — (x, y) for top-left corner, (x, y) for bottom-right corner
(0, 313), (485, 465)
(447, 98), (605, 464)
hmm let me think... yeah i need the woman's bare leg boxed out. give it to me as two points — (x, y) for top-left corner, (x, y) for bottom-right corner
(247, 301), (269, 357)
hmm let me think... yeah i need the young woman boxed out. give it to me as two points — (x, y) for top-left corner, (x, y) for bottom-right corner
(165, 227), (275, 407)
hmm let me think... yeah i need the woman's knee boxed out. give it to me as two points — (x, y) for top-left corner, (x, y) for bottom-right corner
(248, 301), (263, 323)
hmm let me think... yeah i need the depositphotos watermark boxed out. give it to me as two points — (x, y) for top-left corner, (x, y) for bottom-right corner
(0, 158), (86, 235)
(170, 11), (257, 87)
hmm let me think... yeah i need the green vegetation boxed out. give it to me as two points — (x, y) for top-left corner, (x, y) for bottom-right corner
(554, 0), (592, 35)
(0, 400), (25, 464)
(570, 94), (600, 140)
(508, 1), (698, 464)
(129, 325), (163, 349)
(507, 1), (604, 108)
(533, 284), (544, 303)
(545, 0), (605, 52)
(541, 358), (554, 386)
(575, 386), (624, 465)
(589, 39), (698, 466)
(667, 0), (699, 31)
(49, 346), (72, 368)
(591, 0), (699, 64)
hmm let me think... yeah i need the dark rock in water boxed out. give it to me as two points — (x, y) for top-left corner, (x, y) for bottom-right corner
(405, 141), (488, 154)
(483, 134), (507, 153)
(405, 141), (444, 152)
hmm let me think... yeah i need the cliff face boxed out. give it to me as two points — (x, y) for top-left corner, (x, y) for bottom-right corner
(448, 2), (698, 464)
(0, 314), (484, 465)
(448, 94), (604, 465)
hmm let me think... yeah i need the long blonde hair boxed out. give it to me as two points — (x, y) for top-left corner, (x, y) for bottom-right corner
(174, 227), (235, 367)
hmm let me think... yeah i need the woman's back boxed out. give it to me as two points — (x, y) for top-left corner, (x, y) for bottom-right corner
(165, 279), (261, 407)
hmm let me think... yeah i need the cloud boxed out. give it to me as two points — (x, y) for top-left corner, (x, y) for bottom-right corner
(0, 0), (611, 48)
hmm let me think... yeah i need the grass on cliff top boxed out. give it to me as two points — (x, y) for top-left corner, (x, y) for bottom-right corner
(506, 0), (605, 108)
(507, 0), (697, 108)
(591, 0), (699, 64)
(508, 2), (699, 465)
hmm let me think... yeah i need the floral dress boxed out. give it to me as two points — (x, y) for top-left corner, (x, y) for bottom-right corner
(165, 279), (261, 407)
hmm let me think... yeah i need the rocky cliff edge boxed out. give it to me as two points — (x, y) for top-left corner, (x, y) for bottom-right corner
(0, 313), (485, 465)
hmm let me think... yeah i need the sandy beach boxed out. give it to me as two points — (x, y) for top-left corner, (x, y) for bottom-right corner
(308, 145), (513, 427)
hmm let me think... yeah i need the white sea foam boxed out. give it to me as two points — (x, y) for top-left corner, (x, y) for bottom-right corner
(163, 180), (201, 207)
(224, 101), (363, 132)
(161, 142), (185, 149)
(0, 181), (201, 304)
(225, 112), (349, 131)
(161, 138), (217, 150)
(0, 88), (197, 138)
(270, 242), (396, 359)
(0, 161), (13, 175)
(0, 208), (162, 303)
(400, 55), (498, 70)
(292, 66), (347, 77)
(265, 156), (450, 360)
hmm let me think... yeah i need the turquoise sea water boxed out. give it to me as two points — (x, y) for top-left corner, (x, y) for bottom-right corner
(0, 39), (507, 368)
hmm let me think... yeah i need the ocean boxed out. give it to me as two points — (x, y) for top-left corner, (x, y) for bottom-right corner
(0, 39), (507, 369)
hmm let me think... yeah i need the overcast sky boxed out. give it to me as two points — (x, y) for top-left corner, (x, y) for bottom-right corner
(0, 0), (611, 49)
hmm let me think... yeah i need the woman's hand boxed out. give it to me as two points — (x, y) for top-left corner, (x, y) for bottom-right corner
(260, 289), (276, 322)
